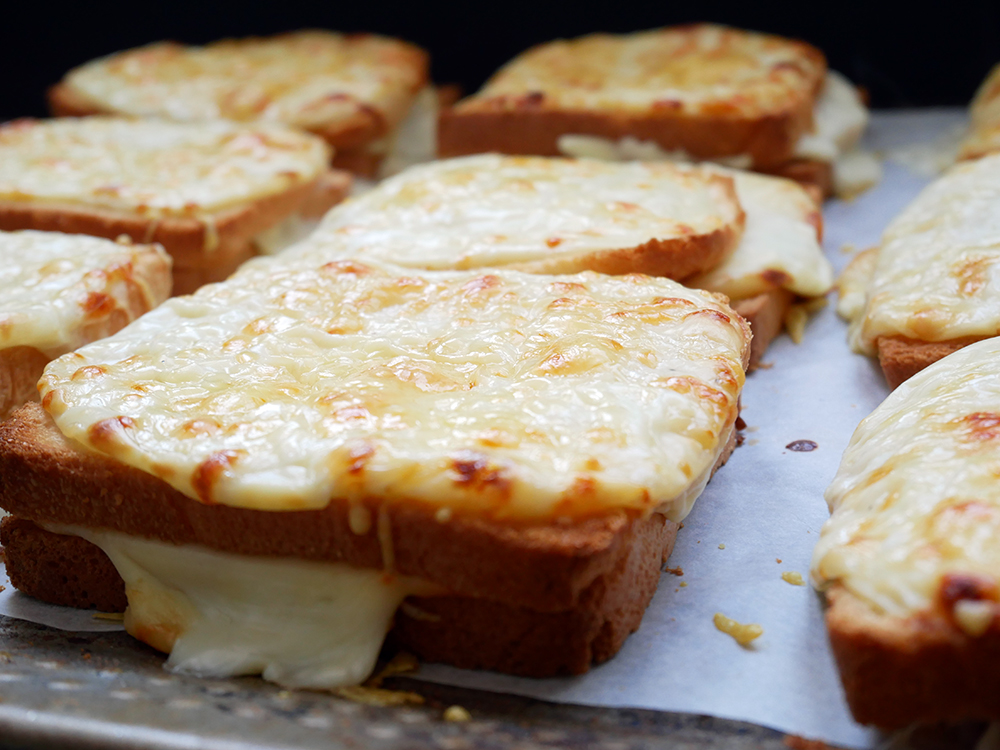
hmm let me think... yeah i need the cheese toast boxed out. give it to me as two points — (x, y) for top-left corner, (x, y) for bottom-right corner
(0, 230), (170, 420)
(0, 118), (347, 294)
(48, 31), (432, 178)
(0, 254), (749, 686)
(292, 155), (828, 366)
(438, 25), (876, 198)
(959, 63), (1000, 161)
(813, 337), (1000, 727)
(841, 152), (1000, 387)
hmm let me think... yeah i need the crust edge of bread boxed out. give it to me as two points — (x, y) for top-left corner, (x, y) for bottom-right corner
(876, 334), (987, 389)
(825, 585), (1000, 728)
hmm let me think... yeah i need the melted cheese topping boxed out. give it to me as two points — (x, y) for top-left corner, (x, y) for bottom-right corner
(0, 230), (170, 357)
(40, 258), (748, 521)
(47, 524), (432, 687)
(62, 31), (427, 134)
(836, 247), (878, 322)
(457, 24), (823, 117)
(544, 143), (830, 301)
(0, 118), (329, 216)
(793, 71), (867, 161)
(959, 63), (1000, 161)
(687, 169), (830, 301)
(298, 155), (743, 270)
(813, 337), (1000, 618)
(850, 153), (1000, 355)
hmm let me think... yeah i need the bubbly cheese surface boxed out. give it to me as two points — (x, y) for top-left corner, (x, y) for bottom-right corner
(458, 24), (824, 117)
(813, 337), (1000, 619)
(0, 230), (170, 356)
(40, 258), (748, 521)
(62, 31), (427, 134)
(299, 155), (743, 270)
(50, 524), (431, 688)
(850, 152), (1000, 355)
(959, 63), (1000, 161)
(0, 118), (329, 216)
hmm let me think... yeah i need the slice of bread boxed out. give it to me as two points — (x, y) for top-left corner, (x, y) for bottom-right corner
(842, 152), (1000, 386)
(813, 337), (1000, 727)
(959, 63), (1000, 161)
(0, 230), (171, 420)
(0, 255), (749, 684)
(0, 118), (345, 294)
(299, 154), (745, 281)
(48, 31), (430, 177)
(439, 24), (826, 169)
(300, 156), (827, 365)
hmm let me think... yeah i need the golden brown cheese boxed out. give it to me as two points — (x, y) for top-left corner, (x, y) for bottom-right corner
(813, 337), (1000, 624)
(454, 25), (824, 119)
(0, 118), (330, 217)
(0, 230), (170, 357)
(60, 31), (428, 136)
(40, 257), (748, 522)
(848, 152), (1000, 354)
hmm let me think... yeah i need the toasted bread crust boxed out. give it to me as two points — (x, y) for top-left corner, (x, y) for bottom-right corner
(759, 158), (833, 200)
(876, 335), (985, 389)
(507, 217), (743, 282)
(47, 82), (110, 118)
(0, 174), (334, 294)
(0, 347), (50, 421)
(439, 106), (815, 169)
(826, 585), (1000, 728)
(733, 289), (795, 371)
(0, 402), (725, 611)
(0, 510), (677, 677)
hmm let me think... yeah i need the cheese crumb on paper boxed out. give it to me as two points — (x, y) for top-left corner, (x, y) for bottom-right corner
(713, 613), (763, 646)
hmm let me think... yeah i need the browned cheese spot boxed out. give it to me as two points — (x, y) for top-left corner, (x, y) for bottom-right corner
(953, 256), (992, 297)
(653, 376), (729, 410)
(348, 442), (376, 475)
(939, 572), (1000, 610)
(82, 292), (116, 319)
(516, 91), (545, 108)
(87, 416), (137, 452)
(545, 237), (563, 248)
(191, 450), (241, 504)
(547, 282), (587, 294)
(449, 450), (512, 499)
(461, 275), (501, 297)
(684, 308), (733, 325)
(321, 260), (373, 276)
(180, 419), (222, 437)
(71, 365), (107, 381)
(761, 268), (794, 288)
(957, 412), (1000, 443)
(652, 98), (684, 110)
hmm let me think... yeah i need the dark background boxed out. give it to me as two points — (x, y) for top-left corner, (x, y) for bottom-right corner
(2, 1), (998, 121)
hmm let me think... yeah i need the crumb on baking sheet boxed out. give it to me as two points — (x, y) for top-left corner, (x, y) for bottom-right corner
(718, 543), (726, 549)
(782, 571), (805, 586)
(840, 243), (856, 255)
(679, 582), (687, 588)
(713, 613), (763, 646)
(664, 566), (684, 576)
(776, 558), (782, 564)
(333, 651), (424, 707)
(443, 705), (472, 722)
(785, 440), (818, 452)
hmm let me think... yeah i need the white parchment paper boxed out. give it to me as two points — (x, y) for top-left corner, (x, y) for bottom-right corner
(0, 110), (970, 748)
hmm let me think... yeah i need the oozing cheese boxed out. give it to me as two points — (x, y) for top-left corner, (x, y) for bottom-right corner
(297, 155), (743, 270)
(61, 31), (427, 135)
(849, 152), (1000, 355)
(959, 63), (1000, 161)
(836, 247), (878, 322)
(377, 86), (440, 177)
(685, 169), (831, 301)
(813, 337), (1000, 620)
(0, 230), (170, 356)
(459, 24), (823, 117)
(0, 118), (329, 217)
(40, 258), (748, 521)
(46, 524), (434, 688)
(556, 71), (879, 200)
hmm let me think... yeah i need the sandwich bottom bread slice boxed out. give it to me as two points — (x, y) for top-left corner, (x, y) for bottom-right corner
(0, 230), (171, 420)
(0, 254), (749, 685)
(812, 337), (1000, 727)
(840, 152), (1000, 388)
